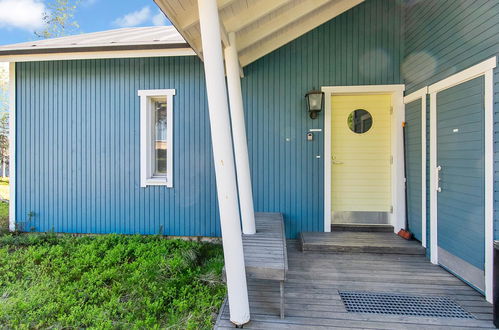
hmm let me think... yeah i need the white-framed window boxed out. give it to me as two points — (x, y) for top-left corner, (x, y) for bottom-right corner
(138, 89), (175, 187)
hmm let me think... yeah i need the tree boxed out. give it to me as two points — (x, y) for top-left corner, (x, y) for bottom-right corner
(0, 65), (8, 177)
(35, 0), (80, 39)
(0, 65), (7, 109)
(0, 113), (8, 177)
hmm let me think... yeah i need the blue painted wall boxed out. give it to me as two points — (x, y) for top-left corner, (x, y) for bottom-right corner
(241, 0), (403, 237)
(16, 58), (221, 236)
(15, 0), (404, 238)
(437, 76), (485, 270)
(17, 0), (498, 241)
(403, 0), (499, 252)
(404, 99), (422, 241)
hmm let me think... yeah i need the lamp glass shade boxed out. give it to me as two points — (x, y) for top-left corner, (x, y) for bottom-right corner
(307, 92), (323, 111)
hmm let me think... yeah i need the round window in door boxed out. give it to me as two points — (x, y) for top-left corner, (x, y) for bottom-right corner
(347, 109), (373, 133)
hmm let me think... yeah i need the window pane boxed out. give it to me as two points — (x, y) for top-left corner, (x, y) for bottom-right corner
(154, 99), (167, 175)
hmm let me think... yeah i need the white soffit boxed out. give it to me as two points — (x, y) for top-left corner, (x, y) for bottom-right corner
(154, 0), (364, 67)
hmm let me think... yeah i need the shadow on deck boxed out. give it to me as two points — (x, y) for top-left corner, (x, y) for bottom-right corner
(215, 239), (494, 329)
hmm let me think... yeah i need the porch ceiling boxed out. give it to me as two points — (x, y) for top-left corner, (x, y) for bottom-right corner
(154, 0), (364, 67)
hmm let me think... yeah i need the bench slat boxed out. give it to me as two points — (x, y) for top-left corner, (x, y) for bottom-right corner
(223, 213), (288, 281)
(222, 212), (288, 319)
(242, 213), (287, 281)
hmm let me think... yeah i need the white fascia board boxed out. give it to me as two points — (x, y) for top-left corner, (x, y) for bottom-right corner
(0, 48), (195, 63)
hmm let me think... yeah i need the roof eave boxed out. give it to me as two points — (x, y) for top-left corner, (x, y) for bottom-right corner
(154, 0), (365, 67)
(0, 42), (191, 56)
(0, 46), (196, 63)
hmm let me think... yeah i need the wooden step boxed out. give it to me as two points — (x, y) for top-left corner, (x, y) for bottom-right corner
(299, 231), (425, 255)
(331, 223), (394, 232)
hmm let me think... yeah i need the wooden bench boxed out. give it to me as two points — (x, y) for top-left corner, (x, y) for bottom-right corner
(224, 212), (288, 318)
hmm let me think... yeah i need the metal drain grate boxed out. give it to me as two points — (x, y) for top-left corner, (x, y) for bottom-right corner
(339, 291), (474, 319)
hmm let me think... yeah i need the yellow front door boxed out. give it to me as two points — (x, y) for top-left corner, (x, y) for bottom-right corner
(331, 94), (391, 217)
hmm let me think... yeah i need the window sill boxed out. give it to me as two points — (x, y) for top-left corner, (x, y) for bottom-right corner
(142, 177), (172, 188)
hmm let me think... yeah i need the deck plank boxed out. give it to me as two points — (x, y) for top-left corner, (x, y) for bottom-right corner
(222, 212), (287, 280)
(300, 231), (426, 254)
(240, 213), (287, 281)
(214, 238), (494, 329)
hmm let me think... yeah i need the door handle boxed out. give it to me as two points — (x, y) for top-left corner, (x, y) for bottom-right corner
(332, 156), (343, 165)
(436, 165), (442, 192)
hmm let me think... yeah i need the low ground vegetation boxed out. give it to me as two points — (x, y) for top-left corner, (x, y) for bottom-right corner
(0, 233), (226, 329)
(0, 201), (7, 231)
(0, 177), (8, 231)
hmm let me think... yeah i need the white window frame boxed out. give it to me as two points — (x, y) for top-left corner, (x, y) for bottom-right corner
(138, 89), (175, 188)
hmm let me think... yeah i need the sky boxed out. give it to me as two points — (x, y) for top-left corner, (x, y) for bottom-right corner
(0, 0), (172, 46)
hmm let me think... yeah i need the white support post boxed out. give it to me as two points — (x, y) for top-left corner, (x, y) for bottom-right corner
(224, 32), (256, 235)
(197, 0), (250, 325)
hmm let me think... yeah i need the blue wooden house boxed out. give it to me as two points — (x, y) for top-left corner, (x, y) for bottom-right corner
(0, 0), (497, 326)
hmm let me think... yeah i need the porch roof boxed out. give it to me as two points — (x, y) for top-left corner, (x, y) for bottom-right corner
(154, 0), (364, 67)
(0, 26), (189, 55)
(0, 26), (193, 61)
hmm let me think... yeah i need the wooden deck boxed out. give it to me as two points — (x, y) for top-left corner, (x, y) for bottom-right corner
(215, 240), (494, 329)
(300, 231), (426, 255)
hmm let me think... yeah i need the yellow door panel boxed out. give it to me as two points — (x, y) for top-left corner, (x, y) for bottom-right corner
(331, 94), (391, 213)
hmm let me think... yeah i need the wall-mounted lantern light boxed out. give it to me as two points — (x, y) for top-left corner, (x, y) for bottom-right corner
(305, 89), (324, 119)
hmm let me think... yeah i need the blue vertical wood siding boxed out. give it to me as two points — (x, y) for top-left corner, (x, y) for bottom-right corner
(404, 0), (499, 250)
(405, 99), (422, 241)
(242, 0), (403, 237)
(16, 58), (221, 236)
(16, 0), (404, 238)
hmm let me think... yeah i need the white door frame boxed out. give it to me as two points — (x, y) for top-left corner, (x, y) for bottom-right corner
(403, 87), (428, 247)
(322, 85), (406, 233)
(428, 57), (496, 303)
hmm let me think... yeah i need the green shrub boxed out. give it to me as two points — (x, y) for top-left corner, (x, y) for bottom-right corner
(0, 233), (226, 329)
